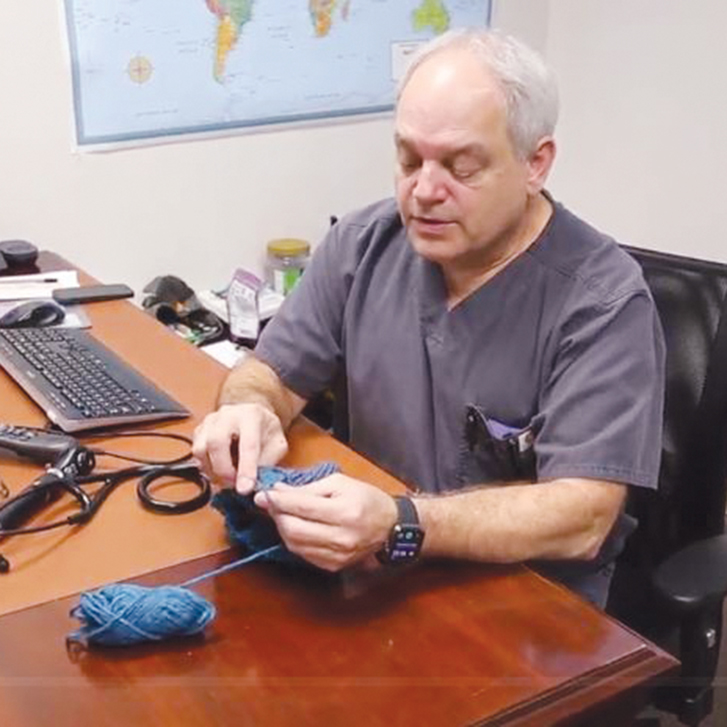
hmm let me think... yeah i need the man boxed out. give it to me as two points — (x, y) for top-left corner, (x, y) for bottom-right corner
(193, 29), (665, 607)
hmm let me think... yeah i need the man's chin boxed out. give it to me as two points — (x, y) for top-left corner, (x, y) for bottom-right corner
(409, 234), (458, 264)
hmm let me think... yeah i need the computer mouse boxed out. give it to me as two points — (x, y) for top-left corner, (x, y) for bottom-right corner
(0, 299), (66, 328)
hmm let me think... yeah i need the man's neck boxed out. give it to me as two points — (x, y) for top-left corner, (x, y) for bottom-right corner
(444, 193), (553, 310)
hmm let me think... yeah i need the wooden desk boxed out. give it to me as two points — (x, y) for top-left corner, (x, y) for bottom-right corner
(0, 254), (677, 726)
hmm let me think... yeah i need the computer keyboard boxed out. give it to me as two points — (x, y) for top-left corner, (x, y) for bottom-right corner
(0, 327), (189, 432)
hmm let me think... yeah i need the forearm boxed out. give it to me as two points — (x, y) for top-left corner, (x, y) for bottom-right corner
(217, 355), (307, 430)
(414, 478), (626, 563)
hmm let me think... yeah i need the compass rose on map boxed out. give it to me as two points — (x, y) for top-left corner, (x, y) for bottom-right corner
(127, 55), (154, 84)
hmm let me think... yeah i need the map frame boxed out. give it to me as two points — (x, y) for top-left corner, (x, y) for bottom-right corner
(61, 1), (493, 150)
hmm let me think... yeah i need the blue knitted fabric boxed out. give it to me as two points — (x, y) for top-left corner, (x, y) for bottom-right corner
(211, 462), (339, 566)
(68, 463), (339, 648)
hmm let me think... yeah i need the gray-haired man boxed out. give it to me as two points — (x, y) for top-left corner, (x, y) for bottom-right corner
(193, 29), (665, 607)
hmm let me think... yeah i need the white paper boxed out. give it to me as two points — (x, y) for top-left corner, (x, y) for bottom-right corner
(200, 340), (250, 369)
(0, 271), (79, 301)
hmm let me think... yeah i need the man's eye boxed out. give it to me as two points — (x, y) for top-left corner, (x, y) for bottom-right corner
(450, 164), (479, 181)
(398, 157), (420, 173)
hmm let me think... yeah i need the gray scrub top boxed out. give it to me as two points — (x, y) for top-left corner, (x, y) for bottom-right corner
(255, 195), (665, 603)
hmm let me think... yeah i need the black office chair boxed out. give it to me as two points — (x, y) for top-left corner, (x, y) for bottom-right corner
(608, 245), (727, 726)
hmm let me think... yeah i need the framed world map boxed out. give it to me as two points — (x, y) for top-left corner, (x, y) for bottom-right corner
(62, 0), (492, 149)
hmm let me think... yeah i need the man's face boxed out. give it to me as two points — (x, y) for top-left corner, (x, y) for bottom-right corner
(395, 51), (535, 271)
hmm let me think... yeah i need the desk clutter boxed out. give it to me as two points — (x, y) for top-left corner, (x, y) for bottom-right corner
(142, 274), (226, 346)
(0, 419), (339, 648)
(67, 462), (339, 648)
(0, 426), (210, 572)
(141, 271), (285, 370)
(0, 270), (91, 330)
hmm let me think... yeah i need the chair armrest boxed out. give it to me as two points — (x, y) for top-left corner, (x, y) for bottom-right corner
(653, 534), (727, 614)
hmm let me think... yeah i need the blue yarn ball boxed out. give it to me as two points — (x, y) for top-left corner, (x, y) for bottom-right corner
(68, 464), (338, 648)
(69, 583), (216, 647)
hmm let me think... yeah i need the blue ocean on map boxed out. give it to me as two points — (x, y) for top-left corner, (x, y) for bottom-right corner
(63, 0), (492, 146)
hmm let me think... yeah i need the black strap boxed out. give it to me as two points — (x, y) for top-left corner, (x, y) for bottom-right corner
(394, 496), (419, 526)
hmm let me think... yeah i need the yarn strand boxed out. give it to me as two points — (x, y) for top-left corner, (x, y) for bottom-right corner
(68, 463), (338, 648)
(181, 544), (283, 587)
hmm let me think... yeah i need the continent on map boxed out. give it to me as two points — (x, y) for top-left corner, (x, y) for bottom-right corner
(205, 0), (254, 82)
(309, 0), (351, 38)
(412, 0), (450, 35)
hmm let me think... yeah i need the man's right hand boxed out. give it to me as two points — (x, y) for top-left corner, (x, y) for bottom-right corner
(192, 403), (289, 494)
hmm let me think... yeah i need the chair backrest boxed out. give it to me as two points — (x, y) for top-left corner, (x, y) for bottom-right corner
(609, 245), (727, 629)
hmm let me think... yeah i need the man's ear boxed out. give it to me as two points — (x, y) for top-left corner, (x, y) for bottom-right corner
(525, 136), (556, 194)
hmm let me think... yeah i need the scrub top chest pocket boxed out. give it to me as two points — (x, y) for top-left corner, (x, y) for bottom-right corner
(459, 404), (538, 486)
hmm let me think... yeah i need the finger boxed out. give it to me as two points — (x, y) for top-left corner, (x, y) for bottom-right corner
(285, 545), (349, 573)
(234, 436), (260, 494)
(272, 516), (356, 570)
(258, 429), (289, 467)
(204, 431), (239, 485)
(191, 421), (236, 485)
(254, 486), (343, 524)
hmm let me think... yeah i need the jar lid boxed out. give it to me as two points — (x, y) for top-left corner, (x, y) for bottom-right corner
(267, 238), (310, 257)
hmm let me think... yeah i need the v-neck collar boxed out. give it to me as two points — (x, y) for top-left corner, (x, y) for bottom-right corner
(415, 193), (559, 328)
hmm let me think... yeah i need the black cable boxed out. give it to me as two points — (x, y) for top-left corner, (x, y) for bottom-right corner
(0, 431), (207, 536)
(137, 464), (211, 514)
(79, 430), (194, 466)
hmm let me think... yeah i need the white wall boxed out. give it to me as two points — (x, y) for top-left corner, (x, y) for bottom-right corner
(0, 2), (539, 296)
(0, 5), (395, 294)
(545, 0), (727, 260)
(2, 1), (721, 296)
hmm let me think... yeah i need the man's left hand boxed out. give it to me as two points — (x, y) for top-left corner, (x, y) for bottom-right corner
(253, 474), (398, 571)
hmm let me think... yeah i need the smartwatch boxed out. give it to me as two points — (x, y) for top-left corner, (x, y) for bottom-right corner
(376, 496), (425, 565)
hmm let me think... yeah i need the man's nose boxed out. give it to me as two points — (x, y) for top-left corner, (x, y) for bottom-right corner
(412, 161), (447, 202)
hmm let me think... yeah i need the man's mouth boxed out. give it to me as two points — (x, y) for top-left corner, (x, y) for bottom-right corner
(411, 216), (453, 234)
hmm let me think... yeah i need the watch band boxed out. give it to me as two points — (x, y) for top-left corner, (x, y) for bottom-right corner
(394, 495), (419, 526)
(376, 495), (424, 565)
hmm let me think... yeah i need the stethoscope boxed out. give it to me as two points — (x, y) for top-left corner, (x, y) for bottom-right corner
(0, 432), (211, 572)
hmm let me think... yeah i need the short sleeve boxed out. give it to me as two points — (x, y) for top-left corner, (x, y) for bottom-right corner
(535, 288), (666, 489)
(254, 220), (355, 399)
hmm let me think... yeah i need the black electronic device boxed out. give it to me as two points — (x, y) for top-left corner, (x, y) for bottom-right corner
(376, 496), (424, 565)
(0, 239), (39, 268)
(0, 327), (189, 432)
(52, 284), (134, 305)
(0, 424), (79, 463)
(0, 299), (66, 328)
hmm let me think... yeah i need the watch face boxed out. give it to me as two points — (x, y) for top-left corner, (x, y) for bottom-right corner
(388, 523), (424, 563)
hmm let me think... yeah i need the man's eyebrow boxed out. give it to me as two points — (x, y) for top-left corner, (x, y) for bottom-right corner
(445, 142), (488, 160)
(394, 134), (487, 159)
(394, 132), (413, 150)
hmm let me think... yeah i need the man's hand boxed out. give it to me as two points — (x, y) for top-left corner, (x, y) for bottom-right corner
(254, 474), (399, 571)
(192, 403), (288, 493)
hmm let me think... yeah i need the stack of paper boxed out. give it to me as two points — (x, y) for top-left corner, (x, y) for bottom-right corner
(0, 270), (79, 301)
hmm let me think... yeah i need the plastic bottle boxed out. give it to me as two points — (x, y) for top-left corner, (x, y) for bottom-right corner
(265, 238), (311, 296)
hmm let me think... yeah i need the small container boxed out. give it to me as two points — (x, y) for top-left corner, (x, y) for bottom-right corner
(265, 238), (310, 296)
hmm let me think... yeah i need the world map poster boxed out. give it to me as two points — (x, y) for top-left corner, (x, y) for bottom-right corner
(62, 0), (492, 149)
